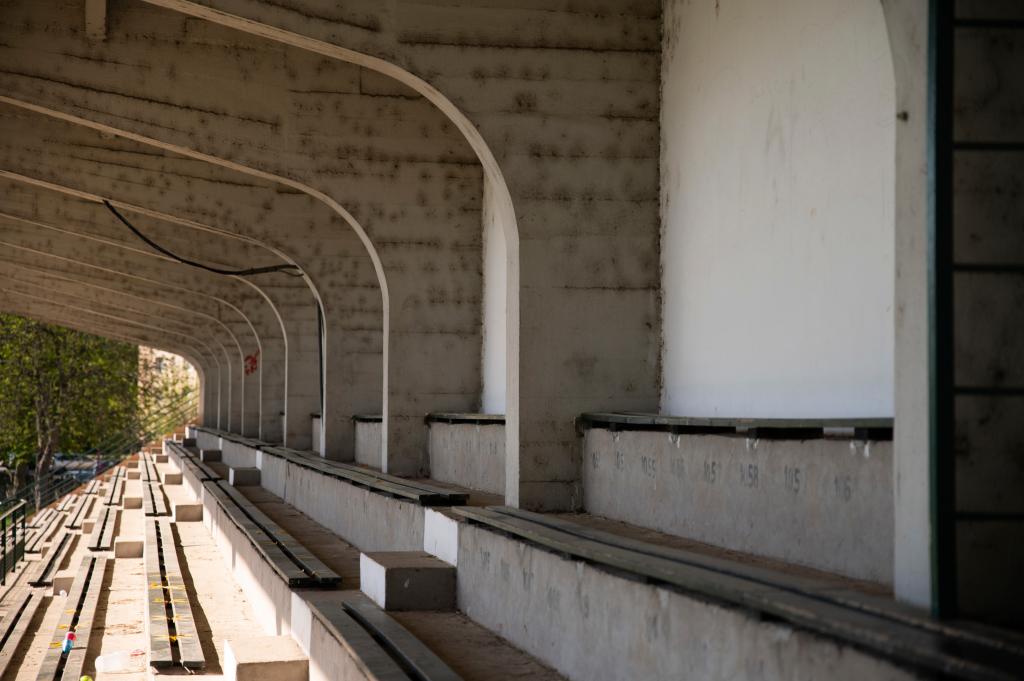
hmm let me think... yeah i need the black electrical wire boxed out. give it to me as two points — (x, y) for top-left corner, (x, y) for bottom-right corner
(103, 200), (304, 278)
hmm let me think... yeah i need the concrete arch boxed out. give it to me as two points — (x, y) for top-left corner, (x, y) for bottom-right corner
(0, 220), (269, 432)
(0, 209), (246, 425)
(0, 298), (210, 425)
(0, 0), (663, 509)
(0, 96), (453, 474)
(0, 168), (309, 441)
(0, 259), (240, 431)
(0, 243), (261, 435)
(0, 232), (293, 444)
(0, 283), (228, 425)
(0, 117), (373, 455)
(0, 96), (384, 447)
(139, 0), (520, 479)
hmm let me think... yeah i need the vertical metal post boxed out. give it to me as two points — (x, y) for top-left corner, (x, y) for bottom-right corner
(2, 514), (7, 586)
(929, 0), (957, 618)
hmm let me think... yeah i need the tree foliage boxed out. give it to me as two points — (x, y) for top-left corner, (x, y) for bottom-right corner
(0, 314), (139, 486)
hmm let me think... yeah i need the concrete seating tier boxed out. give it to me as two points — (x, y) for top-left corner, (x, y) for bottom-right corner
(141, 453), (160, 482)
(143, 481), (169, 517)
(28, 508), (55, 530)
(145, 517), (205, 669)
(424, 413), (506, 496)
(299, 591), (463, 681)
(83, 479), (100, 495)
(104, 471), (125, 506)
(66, 495), (94, 530)
(163, 440), (219, 499)
(452, 506), (1024, 681)
(87, 506), (118, 551)
(262, 446), (469, 507)
(202, 479), (340, 587)
(35, 556), (107, 681)
(26, 511), (65, 554)
(577, 412), (897, 583)
(28, 532), (72, 587)
(0, 587), (46, 675)
(190, 426), (471, 507)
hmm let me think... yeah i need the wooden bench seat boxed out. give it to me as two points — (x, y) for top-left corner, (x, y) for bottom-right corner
(66, 495), (94, 530)
(28, 532), (72, 587)
(143, 482), (169, 517)
(26, 513), (65, 554)
(87, 507), (118, 551)
(305, 591), (462, 681)
(261, 447), (468, 507)
(453, 506), (1024, 681)
(0, 587), (46, 676)
(35, 556), (107, 681)
(145, 518), (205, 669)
(202, 480), (339, 588)
(104, 477), (124, 507)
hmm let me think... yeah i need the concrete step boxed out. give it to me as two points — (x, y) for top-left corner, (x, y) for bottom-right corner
(360, 551), (456, 611)
(225, 635), (308, 681)
(229, 466), (261, 486)
(200, 448), (222, 462)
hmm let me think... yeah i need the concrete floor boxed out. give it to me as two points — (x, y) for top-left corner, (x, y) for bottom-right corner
(160, 470), (263, 676)
(2, 464), (265, 681)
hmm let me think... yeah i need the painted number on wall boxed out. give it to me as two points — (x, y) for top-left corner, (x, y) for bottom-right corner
(703, 460), (718, 484)
(739, 463), (759, 488)
(784, 465), (801, 494)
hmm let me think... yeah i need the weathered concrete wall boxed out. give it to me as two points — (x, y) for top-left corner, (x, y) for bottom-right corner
(353, 421), (382, 470)
(201, 483), (295, 637)
(257, 450), (423, 551)
(456, 522), (917, 681)
(950, 5), (1024, 628)
(584, 428), (894, 584)
(428, 422), (505, 495)
(0, 4), (485, 469)
(660, 0), (896, 418)
(0, 0), (664, 510)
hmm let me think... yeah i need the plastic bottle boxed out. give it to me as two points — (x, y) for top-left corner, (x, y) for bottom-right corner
(61, 632), (76, 654)
(93, 649), (146, 673)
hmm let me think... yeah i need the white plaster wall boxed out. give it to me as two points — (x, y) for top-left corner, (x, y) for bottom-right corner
(661, 0), (896, 418)
(481, 174), (507, 414)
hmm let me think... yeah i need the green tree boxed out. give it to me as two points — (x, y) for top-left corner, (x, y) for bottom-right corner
(0, 314), (139, 500)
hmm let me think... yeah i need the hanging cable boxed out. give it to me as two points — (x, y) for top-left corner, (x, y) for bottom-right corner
(103, 200), (304, 277)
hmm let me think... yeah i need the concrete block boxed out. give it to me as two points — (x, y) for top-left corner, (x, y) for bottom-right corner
(163, 472), (183, 485)
(423, 508), (459, 566)
(200, 449), (222, 463)
(114, 537), (144, 558)
(52, 576), (73, 596)
(126, 470), (141, 480)
(223, 635), (308, 681)
(154, 454), (168, 464)
(360, 551), (455, 611)
(289, 592), (314, 654)
(229, 467), (261, 487)
(354, 421), (382, 469)
(174, 503), (203, 522)
(428, 421), (505, 495)
(123, 496), (143, 510)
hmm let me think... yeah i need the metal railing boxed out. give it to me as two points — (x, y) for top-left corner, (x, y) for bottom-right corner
(0, 393), (198, 518)
(0, 500), (27, 585)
